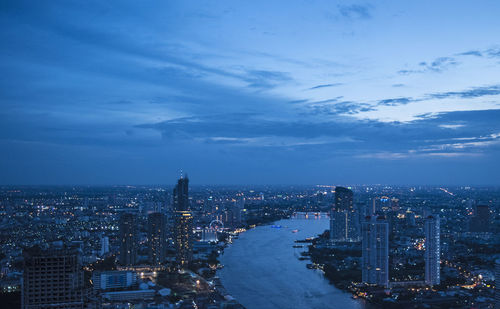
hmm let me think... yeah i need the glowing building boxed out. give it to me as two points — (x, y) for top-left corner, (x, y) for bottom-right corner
(173, 176), (193, 267)
(425, 215), (440, 286)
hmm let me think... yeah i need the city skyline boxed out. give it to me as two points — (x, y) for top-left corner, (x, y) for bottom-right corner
(1, 1), (500, 185)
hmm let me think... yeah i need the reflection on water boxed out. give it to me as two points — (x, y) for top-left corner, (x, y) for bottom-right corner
(218, 213), (365, 309)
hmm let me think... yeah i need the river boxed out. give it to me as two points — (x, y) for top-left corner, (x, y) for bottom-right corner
(218, 213), (366, 309)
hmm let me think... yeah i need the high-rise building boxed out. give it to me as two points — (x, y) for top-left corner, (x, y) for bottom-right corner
(425, 215), (440, 286)
(361, 215), (389, 287)
(148, 212), (166, 265)
(330, 187), (358, 241)
(174, 176), (193, 267)
(469, 205), (491, 233)
(22, 246), (86, 309)
(100, 235), (109, 256)
(119, 213), (138, 266)
(335, 186), (354, 211)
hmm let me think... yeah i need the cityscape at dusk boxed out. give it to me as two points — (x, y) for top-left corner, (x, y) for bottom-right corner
(0, 1), (499, 308)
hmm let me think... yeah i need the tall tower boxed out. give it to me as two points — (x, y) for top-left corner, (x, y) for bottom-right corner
(22, 246), (86, 309)
(119, 213), (138, 266)
(148, 212), (166, 265)
(425, 215), (440, 286)
(174, 175), (193, 267)
(330, 187), (358, 241)
(361, 215), (389, 287)
(100, 235), (109, 256)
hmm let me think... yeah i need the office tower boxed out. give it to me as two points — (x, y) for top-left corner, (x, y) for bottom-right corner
(361, 215), (389, 287)
(22, 246), (86, 309)
(119, 213), (138, 266)
(100, 235), (109, 256)
(148, 212), (166, 265)
(469, 205), (491, 233)
(495, 259), (500, 309)
(425, 215), (440, 286)
(330, 187), (358, 241)
(174, 176), (193, 267)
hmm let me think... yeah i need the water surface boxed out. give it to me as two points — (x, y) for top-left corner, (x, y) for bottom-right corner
(219, 214), (364, 309)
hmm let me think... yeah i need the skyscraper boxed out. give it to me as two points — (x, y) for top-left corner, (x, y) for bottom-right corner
(361, 215), (389, 287)
(148, 212), (166, 265)
(119, 213), (138, 266)
(425, 215), (440, 286)
(335, 186), (354, 211)
(22, 246), (86, 309)
(330, 186), (358, 241)
(173, 176), (193, 267)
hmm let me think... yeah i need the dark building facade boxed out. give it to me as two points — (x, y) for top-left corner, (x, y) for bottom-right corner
(469, 205), (491, 233)
(173, 176), (193, 267)
(148, 212), (166, 265)
(119, 213), (138, 266)
(22, 246), (86, 309)
(330, 186), (358, 241)
(334, 186), (354, 211)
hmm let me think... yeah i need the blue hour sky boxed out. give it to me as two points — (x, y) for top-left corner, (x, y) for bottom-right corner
(1, 0), (500, 185)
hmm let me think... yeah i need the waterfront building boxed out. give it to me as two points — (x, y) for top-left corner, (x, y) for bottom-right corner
(119, 213), (138, 266)
(174, 176), (193, 267)
(425, 215), (440, 286)
(148, 212), (166, 265)
(361, 215), (389, 287)
(22, 246), (86, 309)
(330, 187), (358, 241)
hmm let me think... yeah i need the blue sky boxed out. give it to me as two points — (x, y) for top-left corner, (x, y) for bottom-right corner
(1, 0), (500, 185)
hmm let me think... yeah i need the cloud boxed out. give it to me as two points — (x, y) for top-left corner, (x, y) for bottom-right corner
(243, 70), (292, 89)
(338, 4), (372, 20)
(439, 124), (465, 129)
(377, 97), (413, 106)
(485, 48), (500, 58)
(398, 56), (458, 75)
(457, 50), (483, 57)
(308, 83), (343, 90)
(428, 85), (500, 99)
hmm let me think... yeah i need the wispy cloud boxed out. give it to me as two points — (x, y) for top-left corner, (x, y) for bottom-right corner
(338, 4), (373, 20)
(308, 83), (343, 90)
(398, 57), (458, 75)
(457, 50), (483, 57)
(428, 85), (500, 99)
